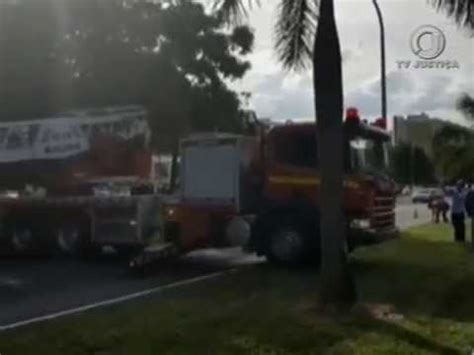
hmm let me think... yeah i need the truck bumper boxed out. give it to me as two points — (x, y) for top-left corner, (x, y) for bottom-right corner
(349, 226), (399, 248)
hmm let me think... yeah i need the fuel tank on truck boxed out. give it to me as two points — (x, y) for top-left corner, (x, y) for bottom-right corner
(0, 106), (151, 192)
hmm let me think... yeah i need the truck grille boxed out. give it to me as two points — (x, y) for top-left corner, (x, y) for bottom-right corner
(371, 193), (395, 230)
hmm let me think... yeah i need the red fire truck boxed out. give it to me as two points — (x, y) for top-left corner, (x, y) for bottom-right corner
(0, 106), (159, 256)
(133, 109), (397, 267)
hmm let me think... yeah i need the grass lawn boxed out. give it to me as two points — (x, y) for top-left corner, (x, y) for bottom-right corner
(1, 223), (474, 354)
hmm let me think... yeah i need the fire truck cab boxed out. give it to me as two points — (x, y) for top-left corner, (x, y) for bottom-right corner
(160, 109), (397, 266)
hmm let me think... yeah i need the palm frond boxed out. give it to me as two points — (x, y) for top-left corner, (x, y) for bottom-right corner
(456, 93), (474, 121)
(275, 0), (318, 71)
(430, 0), (474, 33)
(212, 0), (259, 25)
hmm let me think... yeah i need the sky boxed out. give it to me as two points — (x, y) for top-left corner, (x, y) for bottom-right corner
(228, 0), (474, 126)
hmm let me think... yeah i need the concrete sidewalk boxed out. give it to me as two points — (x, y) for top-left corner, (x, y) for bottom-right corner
(396, 203), (432, 230)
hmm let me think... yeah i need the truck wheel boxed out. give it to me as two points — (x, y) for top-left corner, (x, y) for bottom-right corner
(56, 225), (82, 255)
(266, 217), (310, 266)
(10, 226), (35, 254)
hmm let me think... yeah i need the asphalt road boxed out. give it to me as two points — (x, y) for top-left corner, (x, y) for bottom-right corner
(395, 197), (432, 230)
(0, 250), (261, 327)
(0, 200), (431, 329)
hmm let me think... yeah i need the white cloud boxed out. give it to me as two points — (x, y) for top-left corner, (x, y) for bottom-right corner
(232, 0), (474, 123)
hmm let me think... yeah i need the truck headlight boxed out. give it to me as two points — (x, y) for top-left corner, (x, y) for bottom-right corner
(351, 219), (371, 229)
(164, 207), (176, 218)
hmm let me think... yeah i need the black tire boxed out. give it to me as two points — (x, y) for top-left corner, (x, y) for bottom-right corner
(0, 223), (12, 254)
(265, 213), (320, 266)
(77, 224), (102, 260)
(9, 224), (36, 254)
(55, 224), (82, 256)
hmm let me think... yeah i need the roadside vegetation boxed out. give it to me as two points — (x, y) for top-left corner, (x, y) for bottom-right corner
(0, 0), (255, 157)
(1, 223), (473, 354)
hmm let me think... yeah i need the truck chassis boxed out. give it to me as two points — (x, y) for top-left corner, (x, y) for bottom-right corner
(0, 194), (160, 257)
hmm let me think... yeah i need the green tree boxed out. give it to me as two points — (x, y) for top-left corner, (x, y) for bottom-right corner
(214, 0), (356, 305)
(391, 143), (436, 185)
(0, 0), (72, 119)
(143, 1), (253, 143)
(60, 1), (253, 140)
(0, 1), (254, 155)
(429, 93), (474, 182)
(432, 125), (474, 182)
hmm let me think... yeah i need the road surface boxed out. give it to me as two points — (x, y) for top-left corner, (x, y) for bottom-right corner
(0, 200), (432, 329)
(0, 250), (261, 328)
(396, 197), (432, 229)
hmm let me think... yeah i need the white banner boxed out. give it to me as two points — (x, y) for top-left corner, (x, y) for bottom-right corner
(0, 106), (149, 163)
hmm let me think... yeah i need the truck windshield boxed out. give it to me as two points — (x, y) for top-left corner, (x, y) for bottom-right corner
(350, 138), (389, 174)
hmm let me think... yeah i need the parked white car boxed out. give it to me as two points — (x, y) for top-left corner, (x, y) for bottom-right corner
(411, 189), (432, 203)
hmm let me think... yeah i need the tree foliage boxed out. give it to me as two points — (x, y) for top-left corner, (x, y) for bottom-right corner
(0, 0), (254, 152)
(275, 0), (318, 71)
(391, 143), (436, 185)
(457, 93), (474, 121)
(432, 124), (474, 181)
(430, 0), (474, 34)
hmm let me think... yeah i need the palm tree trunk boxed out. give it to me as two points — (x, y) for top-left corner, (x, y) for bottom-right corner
(313, 0), (356, 306)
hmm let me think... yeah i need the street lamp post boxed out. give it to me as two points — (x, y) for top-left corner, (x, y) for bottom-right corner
(372, 0), (387, 123)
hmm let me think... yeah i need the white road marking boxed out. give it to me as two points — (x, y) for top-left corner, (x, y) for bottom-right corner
(0, 270), (233, 333)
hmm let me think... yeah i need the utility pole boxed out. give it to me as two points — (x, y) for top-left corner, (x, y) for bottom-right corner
(372, 0), (387, 123)
(410, 143), (415, 189)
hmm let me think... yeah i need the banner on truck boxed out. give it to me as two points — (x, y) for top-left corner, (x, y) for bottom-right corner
(0, 106), (149, 163)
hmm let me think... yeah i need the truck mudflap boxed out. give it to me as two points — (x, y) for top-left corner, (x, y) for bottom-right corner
(349, 226), (400, 248)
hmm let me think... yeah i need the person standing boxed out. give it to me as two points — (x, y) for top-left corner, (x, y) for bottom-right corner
(428, 193), (438, 222)
(440, 190), (450, 223)
(451, 180), (467, 243)
(465, 182), (474, 247)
